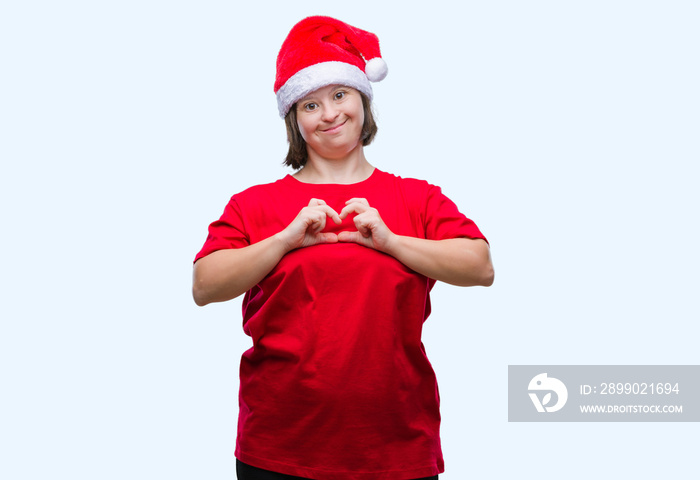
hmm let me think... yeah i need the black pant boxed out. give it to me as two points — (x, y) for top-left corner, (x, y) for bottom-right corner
(236, 459), (438, 480)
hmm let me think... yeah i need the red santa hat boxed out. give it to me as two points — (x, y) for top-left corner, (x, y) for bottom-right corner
(274, 16), (388, 117)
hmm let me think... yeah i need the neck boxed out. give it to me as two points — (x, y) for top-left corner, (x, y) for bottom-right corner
(293, 144), (374, 184)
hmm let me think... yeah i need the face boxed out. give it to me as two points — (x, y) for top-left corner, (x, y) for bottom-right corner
(295, 85), (365, 160)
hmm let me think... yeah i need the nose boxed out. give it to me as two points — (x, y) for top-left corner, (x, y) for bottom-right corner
(320, 102), (339, 123)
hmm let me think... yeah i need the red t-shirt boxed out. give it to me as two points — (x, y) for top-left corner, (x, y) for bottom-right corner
(195, 169), (486, 479)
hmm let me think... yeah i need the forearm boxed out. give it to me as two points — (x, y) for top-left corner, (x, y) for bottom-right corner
(384, 236), (494, 287)
(192, 234), (289, 306)
(193, 199), (346, 306)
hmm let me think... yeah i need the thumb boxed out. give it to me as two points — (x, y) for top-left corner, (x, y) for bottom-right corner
(316, 232), (339, 244)
(337, 230), (364, 244)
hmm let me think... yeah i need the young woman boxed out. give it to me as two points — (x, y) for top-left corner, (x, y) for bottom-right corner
(193, 16), (494, 480)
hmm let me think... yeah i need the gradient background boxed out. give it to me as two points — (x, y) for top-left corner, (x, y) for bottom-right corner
(2, 1), (698, 478)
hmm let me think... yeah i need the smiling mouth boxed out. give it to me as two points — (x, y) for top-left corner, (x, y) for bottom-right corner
(321, 120), (347, 133)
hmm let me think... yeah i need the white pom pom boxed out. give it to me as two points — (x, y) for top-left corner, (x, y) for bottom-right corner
(365, 57), (388, 82)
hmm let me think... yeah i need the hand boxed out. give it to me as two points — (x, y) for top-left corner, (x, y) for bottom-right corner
(277, 199), (342, 251)
(337, 198), (396, 252)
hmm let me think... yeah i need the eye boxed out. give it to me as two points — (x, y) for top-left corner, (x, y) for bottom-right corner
(334, 90), (346, 100)
(302, 102), (318, 112)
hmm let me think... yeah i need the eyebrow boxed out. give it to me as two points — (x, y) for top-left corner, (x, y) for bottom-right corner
(298, 94), (316, 103)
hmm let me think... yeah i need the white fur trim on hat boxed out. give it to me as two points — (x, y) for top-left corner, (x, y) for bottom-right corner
(276, 61), (373, 118)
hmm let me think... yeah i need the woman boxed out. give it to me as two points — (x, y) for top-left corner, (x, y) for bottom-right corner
(193, 16), (494, 480)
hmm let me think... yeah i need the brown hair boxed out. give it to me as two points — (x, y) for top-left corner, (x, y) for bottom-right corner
(283, 92), (378, 170)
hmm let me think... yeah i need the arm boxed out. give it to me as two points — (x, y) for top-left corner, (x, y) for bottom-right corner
(193, 234), (289, 306)
(385, 236), (493, 287)
(193, 199), (341, 306)
(337, 198), (494, 287)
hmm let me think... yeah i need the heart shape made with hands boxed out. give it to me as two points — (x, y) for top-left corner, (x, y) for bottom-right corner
(303, 197), (393, 251)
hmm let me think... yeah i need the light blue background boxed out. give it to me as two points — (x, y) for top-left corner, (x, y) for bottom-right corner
(1, 1), (698, 479)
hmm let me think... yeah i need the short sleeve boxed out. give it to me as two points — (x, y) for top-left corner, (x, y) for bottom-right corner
(194, 197), (250, 263)
(424, 185), (487, 243)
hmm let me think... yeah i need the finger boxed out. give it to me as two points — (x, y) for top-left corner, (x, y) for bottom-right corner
(305, 206), (341, 231)
(339, 202), (368, 219)
(304, 203), (340, 224)
(345, 198), (370, 206)
(353, 215), (373, 238)
(307, 210), (327, 233)
(337, 230), (364, 244)
(318, 205), (342, 224)
(316, 232), (339, 244)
